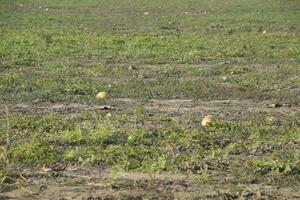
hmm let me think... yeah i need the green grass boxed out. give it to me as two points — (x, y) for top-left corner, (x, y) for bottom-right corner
(0, 0), (299, 104)
(0, 0), (299, 195)
(0, 32), (299, 68)
(0, 63), (299, 103)
(1, 113), (299, 185)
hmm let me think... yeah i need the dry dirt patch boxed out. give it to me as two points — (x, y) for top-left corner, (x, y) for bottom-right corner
(2, 166), (300, 200)
(1, 99), (298, 122)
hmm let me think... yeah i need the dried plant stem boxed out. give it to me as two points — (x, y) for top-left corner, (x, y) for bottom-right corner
(4, 105), (11, 165)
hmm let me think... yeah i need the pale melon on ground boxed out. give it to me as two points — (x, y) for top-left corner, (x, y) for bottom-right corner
(201, 115), (214, 126)
(96, 91), (109, 99)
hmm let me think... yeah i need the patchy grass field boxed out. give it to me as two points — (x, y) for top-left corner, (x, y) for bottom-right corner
(0, 0), (300, 199)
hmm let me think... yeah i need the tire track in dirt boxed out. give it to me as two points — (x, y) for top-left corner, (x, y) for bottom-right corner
(2, 99), (298, 121)
(3, 166), (300, 200)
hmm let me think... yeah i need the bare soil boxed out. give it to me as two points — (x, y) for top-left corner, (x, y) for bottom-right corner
(2, 165), (300, 200)
(2, 98), (298, 121)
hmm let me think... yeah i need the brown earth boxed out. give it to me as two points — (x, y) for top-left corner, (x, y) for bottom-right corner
(2, 165), (300, 200)
(1, 98), (298, 122)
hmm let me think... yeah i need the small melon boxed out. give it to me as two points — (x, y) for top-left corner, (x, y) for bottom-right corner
(201, 115), (214, 127)
(96, 91), (109, 99)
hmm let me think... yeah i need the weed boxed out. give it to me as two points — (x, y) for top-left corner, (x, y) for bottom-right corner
(9, 140), (59, 164)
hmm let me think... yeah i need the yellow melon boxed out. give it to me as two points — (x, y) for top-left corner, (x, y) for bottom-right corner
(201, 115), (214, 127)
(96, 91), (109, 99)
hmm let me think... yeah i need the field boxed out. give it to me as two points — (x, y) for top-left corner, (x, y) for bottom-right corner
(0, 0), (300, 199)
